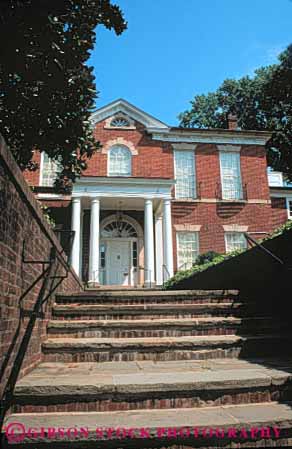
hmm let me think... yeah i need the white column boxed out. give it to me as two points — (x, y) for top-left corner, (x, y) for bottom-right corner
(155, 215), (163, 285)
(144, 199), (155, 286)
(89, 197), (100, 285)
(163, 199), (174, 280)
(71, 197), (81, 277)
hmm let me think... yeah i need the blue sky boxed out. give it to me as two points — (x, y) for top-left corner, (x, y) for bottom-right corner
(89, 0), (292, 125)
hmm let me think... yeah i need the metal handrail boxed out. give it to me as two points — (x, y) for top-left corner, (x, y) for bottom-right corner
(178, 262), (189, 271)
(0, 235), (75, 432)
(215, 182), (247, 201)
(244, 232), (284, 265)
(54, 229), (75, 261)
(162, 264), (170, 282)
(139, 266), (153, 288)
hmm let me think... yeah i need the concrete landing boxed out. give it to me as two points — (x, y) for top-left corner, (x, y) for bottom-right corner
(3, 402), (292, 446)
(15, 357), (292, 396)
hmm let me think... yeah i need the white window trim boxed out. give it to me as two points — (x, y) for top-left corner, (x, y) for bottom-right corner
(39, 152), (61, 187)
(223, 225), (248, 232)
(104, 113), (136, 130)
(286, 197), (292, 219)
(107, 145), (132, 177)
(224, 231), (247, 253)
(176, 231), (200, 270)
(39, 151), (44, 186)
(174, 150), (196, 199)
(219, 151), (243, 201)
(217, 145), (241, 152)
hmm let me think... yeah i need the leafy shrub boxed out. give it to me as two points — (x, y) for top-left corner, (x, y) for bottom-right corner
(163, 250), (243, 290)
(195, 251), (221, 266)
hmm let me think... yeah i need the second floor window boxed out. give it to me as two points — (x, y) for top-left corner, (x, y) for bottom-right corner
(108, 145), (131, 176)
(40, 153), (61, 187)
(219, 151), (242, 200)
(174, 150), (196, 199)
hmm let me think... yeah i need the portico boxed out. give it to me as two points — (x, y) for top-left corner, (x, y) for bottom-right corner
(70, 177), (174, 287)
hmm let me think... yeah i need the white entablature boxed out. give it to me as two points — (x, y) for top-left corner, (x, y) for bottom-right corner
(72, 176), (174, 200)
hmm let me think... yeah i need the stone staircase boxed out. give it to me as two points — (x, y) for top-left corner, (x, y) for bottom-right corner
(3, 289), (292, 448)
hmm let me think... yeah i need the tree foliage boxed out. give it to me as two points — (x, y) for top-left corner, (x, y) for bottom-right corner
(0, 0), (126, 188)
(179, 45), (292, 180)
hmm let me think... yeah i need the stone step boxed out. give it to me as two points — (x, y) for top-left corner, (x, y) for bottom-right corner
(42, 334), (292, 363)
(52, 302), (255, 320)
(56, 289), (239, 305)
(47, 317), (282, 338)
(3, 402), (292, 447)
(12, 358), (292, 414)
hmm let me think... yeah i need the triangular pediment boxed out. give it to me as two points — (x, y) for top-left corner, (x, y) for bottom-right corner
(90, 99), (169, 130)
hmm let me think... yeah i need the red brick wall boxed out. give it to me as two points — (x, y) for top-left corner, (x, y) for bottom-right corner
(271, 197), (288, 229)
(23, 150), (41, 186)
(0, 135), (82, 398)
(23, 119), (270, 192)
(84, 120), (174, 178)
(21, 117), (284, 276)
(172, 202), (272, 270)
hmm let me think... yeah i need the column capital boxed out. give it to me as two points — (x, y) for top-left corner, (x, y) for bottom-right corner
(72, 197), (81, 203)
(144, 198), (153, 204)
(90, 197), (100, 204)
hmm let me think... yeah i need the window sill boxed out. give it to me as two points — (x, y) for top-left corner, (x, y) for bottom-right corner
(172, 198), (247, 204)
(108, 174), (132, 177)
(217, 199), (247, 204)
(173, 198), (198, 202)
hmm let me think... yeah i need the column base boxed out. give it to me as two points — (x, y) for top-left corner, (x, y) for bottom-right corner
(86, 281), (100, 289)
(143, 281), (156, 288)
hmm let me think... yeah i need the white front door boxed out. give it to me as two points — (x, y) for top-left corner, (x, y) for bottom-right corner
(106, 240), (131, 285)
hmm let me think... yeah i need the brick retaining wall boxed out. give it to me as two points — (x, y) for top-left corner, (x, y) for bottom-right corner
(0, 135), (83, 397)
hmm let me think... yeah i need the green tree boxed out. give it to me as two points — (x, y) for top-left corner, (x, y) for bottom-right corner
(179, 45), (292, 180)
(0, 0), (126, 188)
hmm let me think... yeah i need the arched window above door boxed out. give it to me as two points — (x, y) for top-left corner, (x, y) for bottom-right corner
(108, 145), (132, 176)
(101, 220), (138, 238)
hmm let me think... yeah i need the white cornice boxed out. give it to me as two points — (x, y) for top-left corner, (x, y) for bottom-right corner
(270, 189), (292, 198)
(37, 193), (70, 200)
(90, 99), (169, 130)
(72, 176), (174, 200)
(148, 128), (271, 146)
(76, 176), (175, 187)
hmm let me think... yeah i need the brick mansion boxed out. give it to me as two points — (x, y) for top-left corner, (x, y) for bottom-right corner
(24, 99), (291, 287)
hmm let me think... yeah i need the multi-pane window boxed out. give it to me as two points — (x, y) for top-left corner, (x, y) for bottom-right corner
(40, 153), (61, 187)
(108, 145), (131, 176)
(177, 232), (199, 269)
(174, 150), (196, 199)
(100, 243), (106, 268)
(287, 199), (292, 219)
(219, 152), (242, 200)
(132, 241), (138, 267)
(225, 232), (247, 253)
